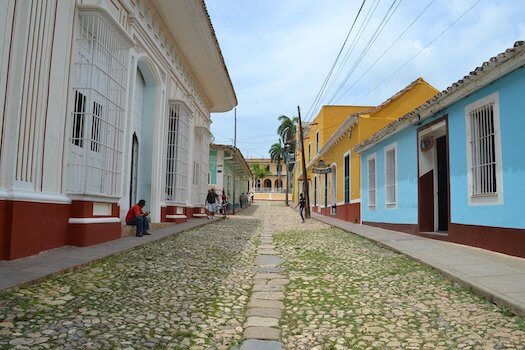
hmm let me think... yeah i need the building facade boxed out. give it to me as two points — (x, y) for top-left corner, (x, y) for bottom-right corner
(293, 106), (372, 204)
(247, 158), (285, 192)
(306, 79), (438, 223)
(356, 41), (525, 258)
(209, 144), (251, 208)
(0, 0), (236, 259)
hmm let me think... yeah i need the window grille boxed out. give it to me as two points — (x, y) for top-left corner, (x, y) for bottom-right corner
(368, 157), (376, 208)
(344, 154), (350, 203)
(165, 102), (190, 202)
(469, 104), (497, 196)
(385, 148), (396, 207)
(67, 9), (131, 196)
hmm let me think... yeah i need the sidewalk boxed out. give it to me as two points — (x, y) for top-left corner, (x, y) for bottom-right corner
(312, 213), (525, 317)
(0, 217), (219, 291)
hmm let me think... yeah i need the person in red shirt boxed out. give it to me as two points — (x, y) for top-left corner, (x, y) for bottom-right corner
(126, 199), (150, 237)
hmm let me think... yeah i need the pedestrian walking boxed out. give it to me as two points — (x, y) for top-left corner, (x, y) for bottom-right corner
(125, 199), (151, 237)
(295, 193), (306, 222)
(205, 188), (219, 219)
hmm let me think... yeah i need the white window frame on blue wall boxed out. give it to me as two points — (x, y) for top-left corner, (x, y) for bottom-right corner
(367, 153), (376, 209)
(465, 91), (504, 206)
(384, 142), (398, 209)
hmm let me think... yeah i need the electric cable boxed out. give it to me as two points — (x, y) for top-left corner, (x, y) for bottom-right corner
(327, 0), (403, 104)
(334, 0), (437, 103)
(303, 0), (368, 123)
(353, 0), (482, 103)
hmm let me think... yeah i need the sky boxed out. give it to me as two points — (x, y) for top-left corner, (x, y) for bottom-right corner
(206, 0), (525, 159)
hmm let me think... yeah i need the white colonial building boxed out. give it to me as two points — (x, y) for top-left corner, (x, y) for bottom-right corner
(0, 0), (236, 259)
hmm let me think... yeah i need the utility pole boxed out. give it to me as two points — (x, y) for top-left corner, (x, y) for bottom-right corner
(297, 106), (310, 219)
(232, 108), (237, 215)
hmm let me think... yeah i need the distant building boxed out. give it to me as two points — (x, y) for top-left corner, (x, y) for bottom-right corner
(356, 41), (525, 258)
(208, 144), (251, 208)
(0, 0), (236, 259)
(247, 158), (282, 191)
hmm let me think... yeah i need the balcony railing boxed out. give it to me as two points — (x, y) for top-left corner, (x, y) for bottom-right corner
(252, 188), (287, 193)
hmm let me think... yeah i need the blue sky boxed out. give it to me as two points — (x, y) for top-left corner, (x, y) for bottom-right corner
(206, 0), (525, 159)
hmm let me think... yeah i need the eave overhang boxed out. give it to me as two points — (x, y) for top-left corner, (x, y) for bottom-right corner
(155, 0), (237, 112)
(354, 41), (525, 154)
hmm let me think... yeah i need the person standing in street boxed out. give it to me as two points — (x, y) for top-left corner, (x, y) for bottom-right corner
(295, 193), (306, 222)
(126, 199), (151, 237)
(206, 188), (219, 219)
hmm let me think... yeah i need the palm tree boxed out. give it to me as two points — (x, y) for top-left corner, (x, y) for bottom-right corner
(277, 115), (298, 205)
(277, 115), (298, 149)
(250, 162), (271, 192)
(269, 141), (286, 191)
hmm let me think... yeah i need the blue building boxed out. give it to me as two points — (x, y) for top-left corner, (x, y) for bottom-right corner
(355, 41), (525, 258)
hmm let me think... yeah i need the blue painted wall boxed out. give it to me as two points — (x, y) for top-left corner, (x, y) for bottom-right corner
(446, 67), (525, 229)
(361, 126), (418, 224)
(360, 67), (525, 229)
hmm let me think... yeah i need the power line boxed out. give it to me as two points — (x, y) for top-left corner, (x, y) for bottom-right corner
(319, 0), (382, 110)
(303, 0), (368, 123)
(327, 0), (403, 104)
(334, 0), (437, 103)
(353, 0), (482, 103)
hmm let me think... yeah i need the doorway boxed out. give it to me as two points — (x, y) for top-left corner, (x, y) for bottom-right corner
(418, 119), (449, 233)
(130, 133), (139, 207)
(436, 136), (449, 232)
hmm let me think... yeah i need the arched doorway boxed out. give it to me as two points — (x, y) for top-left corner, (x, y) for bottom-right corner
(274, 179), (282, 190)
(129, 133), (139, 207)
(263, 179), (272, 191)
(129, 59), (158, 212)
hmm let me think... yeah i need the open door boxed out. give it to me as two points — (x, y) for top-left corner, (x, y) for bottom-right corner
(418, 119), (449, 233)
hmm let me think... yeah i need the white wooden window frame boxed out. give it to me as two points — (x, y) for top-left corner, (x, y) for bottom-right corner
(384, 142), (398, 209)
(367, 153), (377, 209)
(465, 92), (503, 206)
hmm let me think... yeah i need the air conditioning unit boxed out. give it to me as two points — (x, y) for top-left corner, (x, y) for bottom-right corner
(420, 136), (434, 152)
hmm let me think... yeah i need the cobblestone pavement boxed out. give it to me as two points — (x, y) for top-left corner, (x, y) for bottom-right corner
(2, 202), (525, 350)
(0, 206), (261, 350)
(269, 204), (525, 349)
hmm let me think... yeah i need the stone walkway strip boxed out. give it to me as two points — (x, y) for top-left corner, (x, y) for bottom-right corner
(241, 211), (287, 350)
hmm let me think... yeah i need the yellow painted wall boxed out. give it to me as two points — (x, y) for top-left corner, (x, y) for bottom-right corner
(305, 105), (372, 164)
(314, 79), (439, 205)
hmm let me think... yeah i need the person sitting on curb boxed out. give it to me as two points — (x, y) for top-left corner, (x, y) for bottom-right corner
(126, 199), (151, 237)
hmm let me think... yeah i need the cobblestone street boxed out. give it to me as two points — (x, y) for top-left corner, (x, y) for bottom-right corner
(1, 202), (525, 349)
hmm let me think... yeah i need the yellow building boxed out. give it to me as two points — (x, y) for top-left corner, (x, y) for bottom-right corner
(246, 158), (291, 201)
(295, 78), (439, 222)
